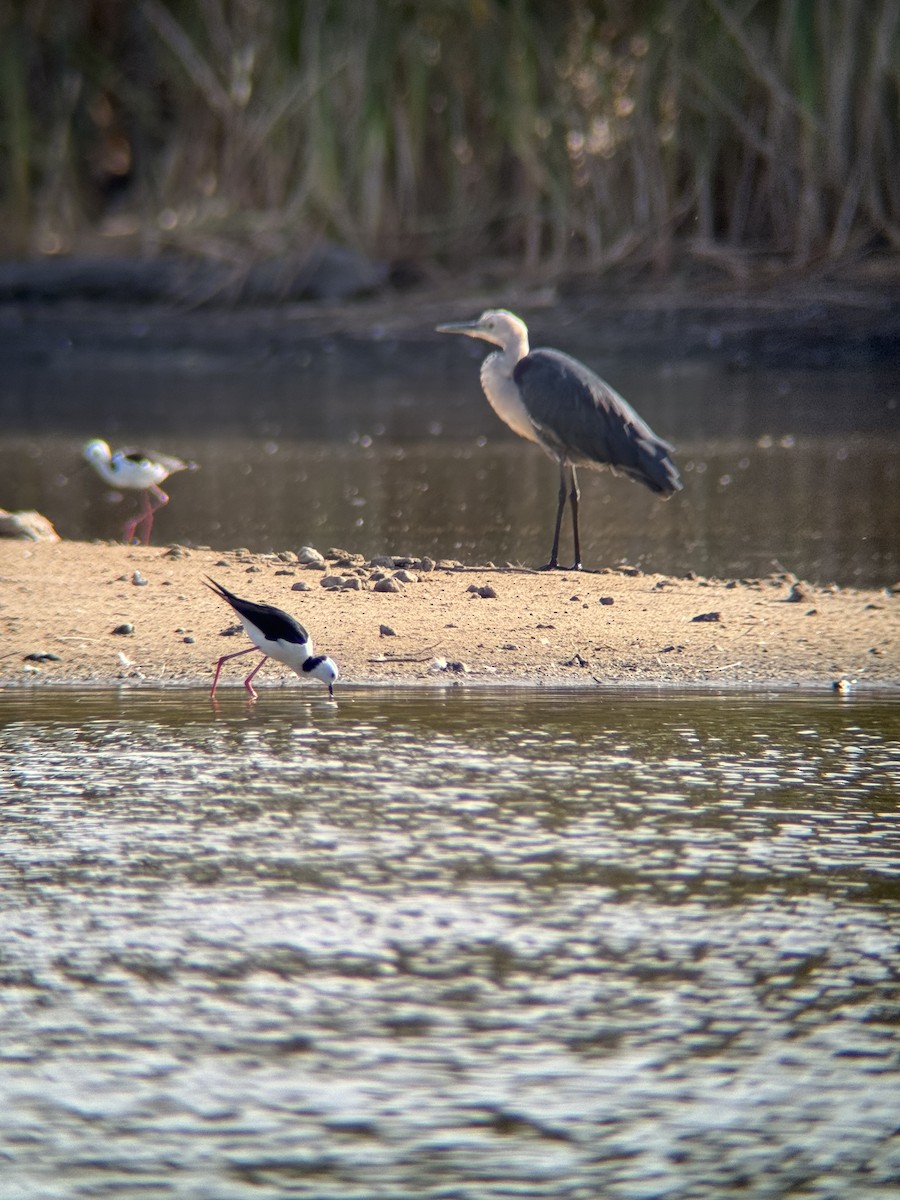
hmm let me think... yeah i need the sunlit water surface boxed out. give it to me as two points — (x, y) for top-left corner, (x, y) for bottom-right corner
(2, 333), (898, 583)
(1, 688), (898, 1199)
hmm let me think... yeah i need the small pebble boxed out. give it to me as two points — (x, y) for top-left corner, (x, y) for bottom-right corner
(374, 577), (402, 593)
(430, 658), (468, 674)
(330, 549), (365, 567)
(23, 651), (61, 662)
(112, 623), (134, 636)
(370, 555), (396, 569)
(341, 576), (363, 590)
(298, 546), (325, 566)
(291, 581), (311, 592)
(320, 575), (345, 590)
(599, 596), (614, 606)
(379, 624), (397, 637)
(132, 570), (148, 586)
(393, 569), (418, 584)
(183, 636), (195, 644)
(691, 612), (721, 623)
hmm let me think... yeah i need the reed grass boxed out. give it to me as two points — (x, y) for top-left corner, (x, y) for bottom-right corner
(1, 0), (897, 278)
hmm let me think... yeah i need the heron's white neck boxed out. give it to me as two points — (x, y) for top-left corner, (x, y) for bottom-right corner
(479, 329), (540, 445)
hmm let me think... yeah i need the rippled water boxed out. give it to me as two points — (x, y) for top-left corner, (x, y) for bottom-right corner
(1, 688), (898, 1198)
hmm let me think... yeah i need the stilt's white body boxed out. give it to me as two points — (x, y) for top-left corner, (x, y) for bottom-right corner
(83, 439), (195, 545)
(83, 440), (175, 490)
(234, 611), (315, 675)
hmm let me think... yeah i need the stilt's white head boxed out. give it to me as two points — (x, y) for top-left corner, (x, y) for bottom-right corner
(83, 439), (113, 467)
(302, 654), (340, 699)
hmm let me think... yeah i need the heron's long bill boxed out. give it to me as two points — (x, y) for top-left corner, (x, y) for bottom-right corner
(435, 320), (485, 336)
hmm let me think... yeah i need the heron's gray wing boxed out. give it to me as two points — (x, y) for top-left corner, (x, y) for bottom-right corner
(514, 349), (682, 495)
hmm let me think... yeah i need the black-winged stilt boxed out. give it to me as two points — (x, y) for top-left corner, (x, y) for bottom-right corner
(206, 577), (339, 700)
(83, 439), (196, 545)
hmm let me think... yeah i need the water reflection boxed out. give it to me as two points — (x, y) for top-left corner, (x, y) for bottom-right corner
(1, 689), (898, 1198)
(2, 428), (898, 585)
(0, 342), (897, 583)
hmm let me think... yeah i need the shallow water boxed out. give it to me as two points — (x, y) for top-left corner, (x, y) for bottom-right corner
(1, 333), (898, 583)
(1, 688), (898, 1198)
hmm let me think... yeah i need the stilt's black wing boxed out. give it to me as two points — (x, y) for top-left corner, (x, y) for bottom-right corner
(205, 578), (310, 644)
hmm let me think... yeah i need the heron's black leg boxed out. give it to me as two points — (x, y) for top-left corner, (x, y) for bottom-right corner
(568, 466), (583, 570)
(540, 463), (568, 570)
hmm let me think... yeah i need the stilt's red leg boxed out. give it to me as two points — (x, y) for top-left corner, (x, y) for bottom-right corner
(210, 646), (259, 698)
(243, 655), (269, 699)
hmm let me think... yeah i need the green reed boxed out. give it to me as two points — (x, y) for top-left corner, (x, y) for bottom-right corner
(1, 0), (897, 277)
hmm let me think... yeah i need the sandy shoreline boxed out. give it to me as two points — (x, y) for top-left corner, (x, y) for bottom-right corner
(0, 540), (896, 694)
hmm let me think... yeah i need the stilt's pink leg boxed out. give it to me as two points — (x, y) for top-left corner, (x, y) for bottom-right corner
(123, 492), (153, 545)
(210, 646), (260, 698)
(243, 655), (269, 699)
(137, 486), (170, 545)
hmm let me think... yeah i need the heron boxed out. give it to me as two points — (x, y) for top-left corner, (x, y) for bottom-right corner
(436, 309), (682, 570)
(205, 577), (339, 700)
(83, 439), (197, 545)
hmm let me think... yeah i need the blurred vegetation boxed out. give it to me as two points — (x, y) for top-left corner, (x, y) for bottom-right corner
(1, 0), (898, 279)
